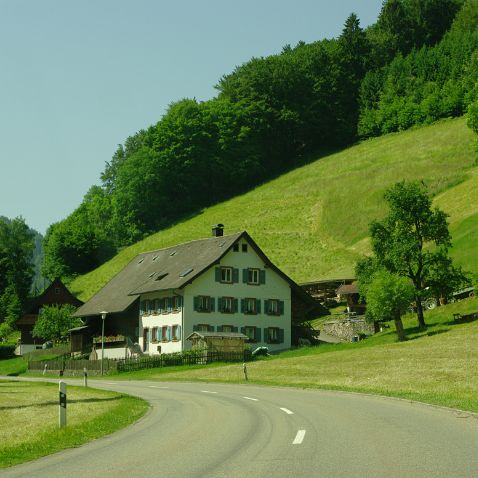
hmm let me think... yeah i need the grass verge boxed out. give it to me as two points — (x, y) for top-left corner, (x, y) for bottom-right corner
(0, 381), (148, 468)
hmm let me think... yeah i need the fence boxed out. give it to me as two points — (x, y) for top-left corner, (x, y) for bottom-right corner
(28, 350), (252, 375)
(28, 358), (118, 375)
(117, 350), (252, 373)
(24, 344), (70, 360)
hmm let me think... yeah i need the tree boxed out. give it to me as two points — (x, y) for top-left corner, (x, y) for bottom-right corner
(370, 181), (461, 328)
(363, 270), (415, 341)
(0, 218), (34, 333)
(32, 304), (81, 344)
(467, 100), (478, 160)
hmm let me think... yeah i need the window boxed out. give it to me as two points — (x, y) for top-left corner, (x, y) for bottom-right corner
(151, 327), (158, 343)
(172, 325), (180, 341)
(265, 299), (283, 315)
(248, 268), (260, 285)
(161, 326), (169, 341)
(220, 297), (234, 313)
(266, 327), (283, 344)
(221, 267), (232, 283)
(172, 296), (182, 310)
(222, 325), (233, 333)
(194, 296), (212, 312)
(268, 327), (279, 343)
(244, 298), (257, 314)
(242, 244), (248, 252)
(54, 287), (60, 295)
(244, 326), (256, 342)
(143, 328), (149, 352)
(144, 300), (151, 315)
(196, 324), (209, 332)
(233, 243), (239, 252)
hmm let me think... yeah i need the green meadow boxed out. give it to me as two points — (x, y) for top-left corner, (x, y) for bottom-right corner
(71, 116), (477, 301)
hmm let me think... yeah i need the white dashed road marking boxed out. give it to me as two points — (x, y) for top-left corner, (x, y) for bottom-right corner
(243, 396), (258, 401)
(280, 407), (294, 415)
(293, 430), (306, 445)
(148, 385), (169, 389)
(201, 390), (218, 394)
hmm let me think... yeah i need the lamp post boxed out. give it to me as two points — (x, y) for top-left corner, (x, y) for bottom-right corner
(100, 311), (107, 375)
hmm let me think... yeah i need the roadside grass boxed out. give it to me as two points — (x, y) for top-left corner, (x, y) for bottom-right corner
(71, 117), (477, 301)
(0, 357), (27, 376)
(0, 381), (148, 468)
(108, 298), (478, 413)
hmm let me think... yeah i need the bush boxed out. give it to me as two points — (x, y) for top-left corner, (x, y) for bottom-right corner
(0, 344), (16, 359)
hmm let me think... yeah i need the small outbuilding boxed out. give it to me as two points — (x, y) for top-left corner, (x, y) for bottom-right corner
(186, 331), (249, 353)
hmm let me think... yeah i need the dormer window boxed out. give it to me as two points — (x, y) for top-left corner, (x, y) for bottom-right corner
(242, 244), (248, 252)
(233, 243), (239, 252)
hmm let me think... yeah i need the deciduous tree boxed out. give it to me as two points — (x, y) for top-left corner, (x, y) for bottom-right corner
(32, 304), (81, 343)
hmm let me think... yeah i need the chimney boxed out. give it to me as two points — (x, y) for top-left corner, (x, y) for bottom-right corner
(212, 224), (224, 237)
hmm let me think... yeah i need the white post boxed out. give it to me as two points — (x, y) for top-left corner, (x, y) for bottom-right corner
(59, 381), (67, 428)
(43, 363), (48, 375)
(83, 367), (88, 387)
(101, 311), (107, 376)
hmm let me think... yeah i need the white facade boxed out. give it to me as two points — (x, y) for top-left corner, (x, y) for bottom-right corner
(139, 236), (291, 355)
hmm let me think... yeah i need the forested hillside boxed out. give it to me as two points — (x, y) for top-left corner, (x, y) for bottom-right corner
(44, 0), (478, 281)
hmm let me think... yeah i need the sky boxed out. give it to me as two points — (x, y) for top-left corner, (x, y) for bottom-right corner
(0, 0), (384, 235)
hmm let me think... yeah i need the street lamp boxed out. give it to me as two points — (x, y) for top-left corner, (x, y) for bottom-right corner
(100, 311), (107, 375)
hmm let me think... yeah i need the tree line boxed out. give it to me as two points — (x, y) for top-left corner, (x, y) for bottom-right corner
(43, 0), (474, 280)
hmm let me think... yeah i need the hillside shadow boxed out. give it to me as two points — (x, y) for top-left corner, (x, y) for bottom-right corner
(0, 395), (122, 411)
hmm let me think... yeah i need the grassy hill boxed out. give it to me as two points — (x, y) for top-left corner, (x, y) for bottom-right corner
(71, 117), (477, 301)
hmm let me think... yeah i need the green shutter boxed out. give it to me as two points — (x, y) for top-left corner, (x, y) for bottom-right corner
(215, 267), (221, 282)
(233, 268), (239, 283)
(208, 325), (214, 332)
(242, 269), (248, 283)
(217, 325), (223, 332)
(240, 326), (246, 334)
(233, 298), (238, 313)
(241, 299), (245, 313)
(264, 300), (270, 315)
(279, 328), (284, 344)
(279, 300), (284, 315)
(260, 270), (266, 284)
(256, 299), (261, 314)
(232, 326), (238, 332)
(194, 296), (199, 311)
(264, 328), (269, 343)
(218, 297), (223, 312)
(255, 328), (261, 342)
(210, 297), (215, 312)
(193, 325), (199, 332)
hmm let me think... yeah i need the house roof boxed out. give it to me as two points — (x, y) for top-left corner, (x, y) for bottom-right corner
(22, 279), (83, 316)
(336, 283), (359, 295)
(75, 232), (242, 317)
(75, 230), (316, 319)
(186, 331), (249, 340)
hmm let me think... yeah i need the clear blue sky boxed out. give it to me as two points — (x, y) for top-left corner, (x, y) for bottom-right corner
(0, 0), (383, 234)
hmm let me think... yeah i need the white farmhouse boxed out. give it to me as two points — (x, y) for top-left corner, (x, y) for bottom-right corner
(75, 226), (321, 357)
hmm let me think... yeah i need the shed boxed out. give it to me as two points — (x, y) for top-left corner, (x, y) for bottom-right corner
(186, 331), (249, 353)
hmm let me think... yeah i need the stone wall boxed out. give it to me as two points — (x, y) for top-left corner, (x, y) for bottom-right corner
(322, 318), (376, 342)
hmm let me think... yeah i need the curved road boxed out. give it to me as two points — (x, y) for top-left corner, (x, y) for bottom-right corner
(3, 379), (478, 477)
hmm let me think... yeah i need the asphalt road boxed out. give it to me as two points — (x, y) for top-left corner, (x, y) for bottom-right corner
(2, 379), (478, 477)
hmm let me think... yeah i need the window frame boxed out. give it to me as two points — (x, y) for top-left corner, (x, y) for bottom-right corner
(247, 268), (260, 285)
(244, 326), (256, 342)
(268, 299), (279, 315)
(221, 325), (233, 333)
(244, 297), (257, 315)
(220, 266), (233, 284)
(268, 327), (280, 344)
(221, 296), (234, 313)
(197, 295), (211, 312)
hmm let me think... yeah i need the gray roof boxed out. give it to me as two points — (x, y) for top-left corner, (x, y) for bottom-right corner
(186, 332), (249, 340)
(75, 232), (243, 317)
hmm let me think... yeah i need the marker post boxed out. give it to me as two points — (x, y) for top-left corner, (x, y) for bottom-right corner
(59, 381), (67, 428)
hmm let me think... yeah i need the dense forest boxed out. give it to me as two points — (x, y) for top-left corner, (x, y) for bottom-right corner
(42, 0), (478, 281)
